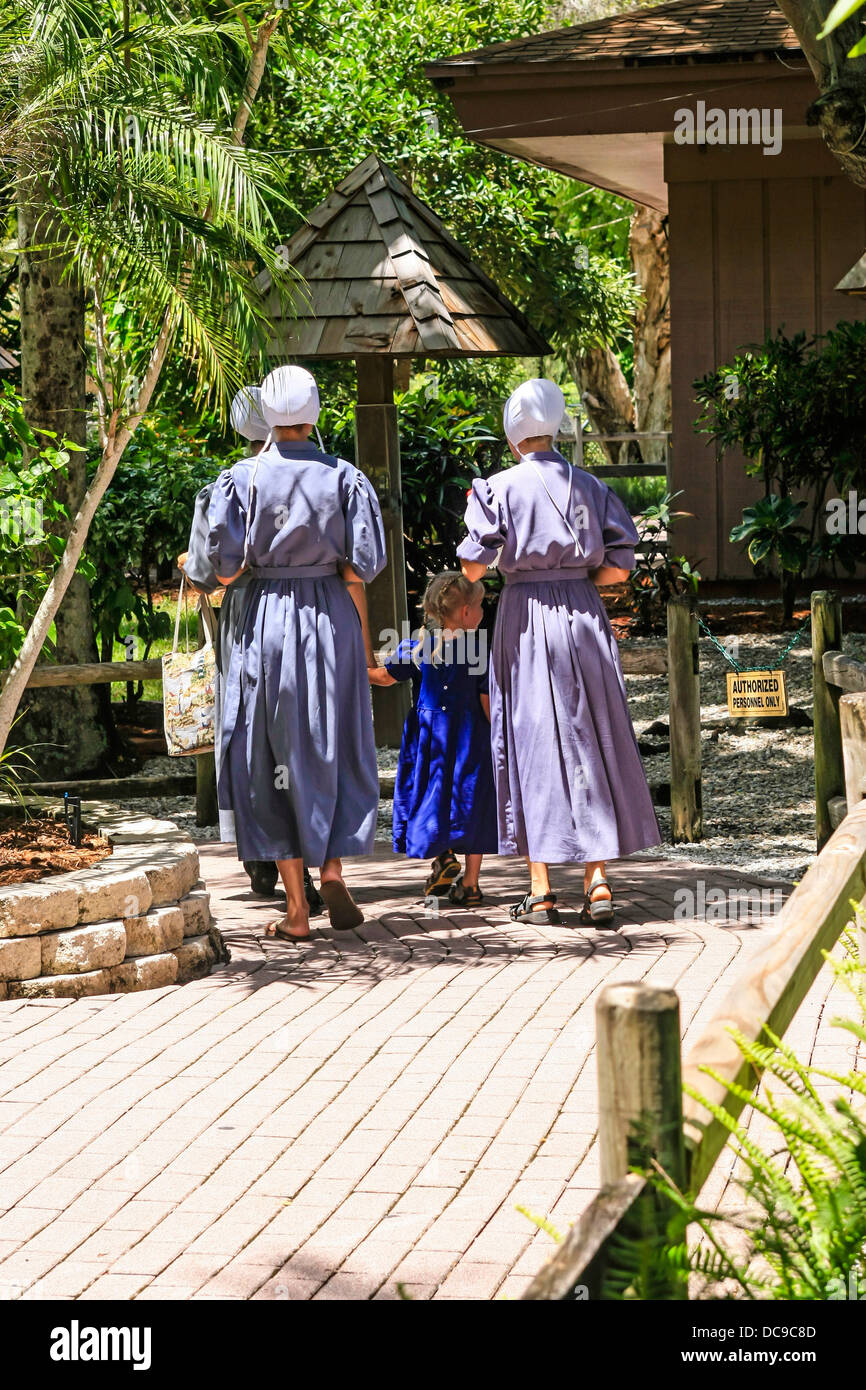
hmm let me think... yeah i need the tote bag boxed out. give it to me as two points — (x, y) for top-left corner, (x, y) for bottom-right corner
(162, 576), (217, 757)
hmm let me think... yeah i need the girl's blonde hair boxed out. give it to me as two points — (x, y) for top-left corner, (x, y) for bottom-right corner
(422, 571), (483, 628)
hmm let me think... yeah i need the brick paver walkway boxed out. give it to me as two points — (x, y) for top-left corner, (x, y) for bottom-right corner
(0, 844), (848, 1302)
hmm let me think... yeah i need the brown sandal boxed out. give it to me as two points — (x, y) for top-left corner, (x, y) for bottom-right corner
(265, 917), (311, 942)
(319, 879), (364, 931)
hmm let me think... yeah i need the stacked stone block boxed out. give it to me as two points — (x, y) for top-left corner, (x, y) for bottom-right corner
(0, 805), (225, 1000)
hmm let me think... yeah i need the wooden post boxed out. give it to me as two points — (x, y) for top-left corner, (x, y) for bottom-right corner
(596, 982), (687, 1298)
(195, 752), (218, 827)
(667, 596), (701, 842)
(813, 591), (845, 850)
(354, 356), (410, 748)
(597, 983), (686, 1189)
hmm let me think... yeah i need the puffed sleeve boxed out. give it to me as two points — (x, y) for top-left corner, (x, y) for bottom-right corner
(456, 477), (505, 566)
(602, 486), (639, 571)
(384, 638), (422, 684)
(182, 483), (218, 593)
(206, 469), (247, 579)
(344, 467), (386, 582)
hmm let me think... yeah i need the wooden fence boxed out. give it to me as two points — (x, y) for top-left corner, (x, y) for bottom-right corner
(523, 796), (866, 1299)
(2, 595), (703, 842)
(812, 590), (866, 850)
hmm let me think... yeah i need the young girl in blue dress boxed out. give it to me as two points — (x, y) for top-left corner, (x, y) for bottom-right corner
(368, 572), (498, 906)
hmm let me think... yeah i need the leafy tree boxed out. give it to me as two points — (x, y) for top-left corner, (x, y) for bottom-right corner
(778, 0), (866, 188)
(0, 383), (79, 667)
(251, 0), (640, 365)
(0, 2), (295, 764)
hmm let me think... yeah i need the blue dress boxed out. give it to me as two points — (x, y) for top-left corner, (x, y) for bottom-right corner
(387, 634), (498, 860)
(206, 440), (386, 865)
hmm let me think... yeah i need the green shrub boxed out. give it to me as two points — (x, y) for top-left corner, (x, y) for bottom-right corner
(83, 419), (227, 665)
(0, 382), (80, 668)
(694, 322), (866, 620)
(321, 378), (503, 616)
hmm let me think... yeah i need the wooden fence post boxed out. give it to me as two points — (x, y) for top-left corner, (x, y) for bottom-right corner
(196, 752), (218, 828)
(667, 596), (701, 842)
(596, 982), (687, 1298)
(812, 590), (844, 851)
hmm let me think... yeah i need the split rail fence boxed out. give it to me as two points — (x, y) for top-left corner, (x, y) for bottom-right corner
(523, 797), (866, 1299)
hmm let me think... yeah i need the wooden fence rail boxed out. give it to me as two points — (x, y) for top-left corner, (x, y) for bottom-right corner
(3, 598), (703, 843)
(812, 590), (866, 845)
(523, 796), (866, 1300)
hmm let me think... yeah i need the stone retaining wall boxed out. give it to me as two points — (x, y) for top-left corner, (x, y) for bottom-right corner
(0, 802), (225, 1000)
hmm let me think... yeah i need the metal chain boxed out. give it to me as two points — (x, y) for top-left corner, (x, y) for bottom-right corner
(696, 613), (743, 672)
(776, 615), (812, 664)
(695, 612), (811, 674)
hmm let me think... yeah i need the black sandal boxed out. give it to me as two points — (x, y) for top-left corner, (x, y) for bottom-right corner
(424, 851), (462, 897)
(304, 868), (325, 916)
(579, 878), (615, 925)
(449, 879), (483, 908)
(509, 892), (561, 925)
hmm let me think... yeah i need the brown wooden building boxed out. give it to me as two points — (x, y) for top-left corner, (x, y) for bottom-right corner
(427, 0), (866, 579)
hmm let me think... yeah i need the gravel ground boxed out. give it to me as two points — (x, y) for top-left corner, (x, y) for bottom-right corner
(123, 629), (866, 883)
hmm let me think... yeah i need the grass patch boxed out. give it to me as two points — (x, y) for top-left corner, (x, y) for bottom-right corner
(110, 592), (204, 703)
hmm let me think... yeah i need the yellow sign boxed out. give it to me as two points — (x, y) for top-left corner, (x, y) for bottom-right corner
(726, 669), (788, 718)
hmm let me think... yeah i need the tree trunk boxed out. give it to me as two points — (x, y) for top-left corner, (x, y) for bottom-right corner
(0, 18), (280, 764)
(630, 206), (671, 465)
(16, 190), (107, 777)
(567, 343), (637, 466)
(777, 1), (866, 190)
(567, 205), (671, 473)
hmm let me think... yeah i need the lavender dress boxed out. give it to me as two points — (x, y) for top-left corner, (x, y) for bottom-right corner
(206, 441), (386, 864)
(457, 450), (660, 864)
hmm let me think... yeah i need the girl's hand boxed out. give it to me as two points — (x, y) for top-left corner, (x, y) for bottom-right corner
(368, 665), (397, 687)
(480, 693), (491, 723)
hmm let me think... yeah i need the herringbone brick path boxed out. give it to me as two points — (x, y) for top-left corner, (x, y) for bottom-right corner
(0, 844), (846, 1301)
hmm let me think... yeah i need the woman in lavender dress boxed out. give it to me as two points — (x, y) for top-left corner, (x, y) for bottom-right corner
(458, 378), (660, 927)
(179, 386), (322, 914)
(207, 365), (386, 940)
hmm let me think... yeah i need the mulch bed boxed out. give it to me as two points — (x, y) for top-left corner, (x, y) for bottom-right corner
(0, 816), (112, 887)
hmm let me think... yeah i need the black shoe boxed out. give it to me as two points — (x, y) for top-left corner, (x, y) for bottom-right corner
(244, 861), (279, 897)
(304, 868), (325, 916)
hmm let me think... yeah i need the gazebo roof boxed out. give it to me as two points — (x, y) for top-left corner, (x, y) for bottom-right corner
(255, 154), (551, 358)
(837, 251), (866, 297)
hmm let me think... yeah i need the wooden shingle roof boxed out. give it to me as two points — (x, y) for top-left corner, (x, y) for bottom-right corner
(256, 155), (551, 358)
(427, 0), (799, 71)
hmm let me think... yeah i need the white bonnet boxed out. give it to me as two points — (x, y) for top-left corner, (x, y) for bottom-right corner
(503, 378), (565, 449)
(229, 385), (269, 442)
(260, 365), (321, 428)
